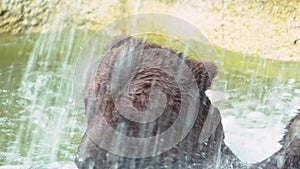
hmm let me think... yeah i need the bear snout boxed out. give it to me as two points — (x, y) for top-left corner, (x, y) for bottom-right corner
(75, 133), (98, 169)
(75, 154), (96, 169)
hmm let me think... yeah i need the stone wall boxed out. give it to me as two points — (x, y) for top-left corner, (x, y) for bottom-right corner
(0, 0), (299, 60)
(0, 0), (58, 33)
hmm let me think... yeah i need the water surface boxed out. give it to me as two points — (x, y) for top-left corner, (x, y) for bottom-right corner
(0, 32), (299, 168)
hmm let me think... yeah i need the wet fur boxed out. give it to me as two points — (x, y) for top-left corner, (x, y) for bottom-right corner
(75, 36), (300, 169)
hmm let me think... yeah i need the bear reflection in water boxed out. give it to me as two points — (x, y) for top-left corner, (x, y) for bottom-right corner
(75, 36), (300, 169)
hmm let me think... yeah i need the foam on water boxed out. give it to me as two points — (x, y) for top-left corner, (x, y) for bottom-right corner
(1, 32), (300, 168)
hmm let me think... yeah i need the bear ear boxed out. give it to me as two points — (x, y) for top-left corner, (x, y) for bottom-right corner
(204, 61), (218, 82)
(185, 60), (218, 92)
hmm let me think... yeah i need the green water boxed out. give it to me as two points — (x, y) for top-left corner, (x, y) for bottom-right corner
(0, 32), (90, 168)
(0, 31), (299, 167)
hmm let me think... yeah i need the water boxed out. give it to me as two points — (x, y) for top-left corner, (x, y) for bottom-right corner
(0, 32), (90, 168)
(220, 72), (300, 162)
(0, 32), (299, 168)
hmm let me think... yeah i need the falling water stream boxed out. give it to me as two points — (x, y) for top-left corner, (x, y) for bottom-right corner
(0, 29), (300, 169)
(0, 31), (91, 168)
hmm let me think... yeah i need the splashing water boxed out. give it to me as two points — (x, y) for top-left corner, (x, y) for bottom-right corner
(0, 29), (91, 168)
(1, 27), (300, 169)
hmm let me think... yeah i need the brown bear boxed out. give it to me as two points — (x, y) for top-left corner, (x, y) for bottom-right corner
(75, 36), (300, 169)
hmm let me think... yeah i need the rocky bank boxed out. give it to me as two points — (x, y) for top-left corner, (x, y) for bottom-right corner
(0, 0), (299, 61)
